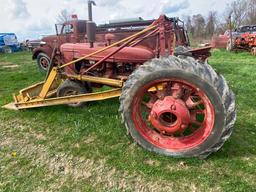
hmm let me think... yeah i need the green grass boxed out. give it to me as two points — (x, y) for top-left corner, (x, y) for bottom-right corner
(0, 50), (256, 191)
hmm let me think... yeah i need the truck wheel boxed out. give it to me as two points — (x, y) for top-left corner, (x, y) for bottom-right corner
(119, 56), (236, 158)
(251, 47), (256, 56)
(57, 80), (90, 108)
(37, 53), (50, 72)
(3, 46), (13, 54)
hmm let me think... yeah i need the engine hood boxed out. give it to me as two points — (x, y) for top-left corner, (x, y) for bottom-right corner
(42, 35), (58, 43)
(61, 43), (154, 63)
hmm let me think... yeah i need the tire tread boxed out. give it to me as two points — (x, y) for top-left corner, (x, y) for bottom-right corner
(119, 56), (236, 158)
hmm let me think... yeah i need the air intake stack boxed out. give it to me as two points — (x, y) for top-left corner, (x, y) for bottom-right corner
(87, 0), (96, 48)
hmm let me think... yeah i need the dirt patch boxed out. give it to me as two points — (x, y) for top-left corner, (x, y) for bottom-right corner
(144, 159), (161, 166)
(84, 135), (97, 144)
(0, 61), (19, 69)
(0, 61), (13, 65)
(2, 65), (19, 69)
(0, 136), (176, 191)
(0, 119), (207, 191)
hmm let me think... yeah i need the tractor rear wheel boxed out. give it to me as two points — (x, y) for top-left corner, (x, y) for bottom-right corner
(119, 56), (236, 158)
(57, 80), (90, 108)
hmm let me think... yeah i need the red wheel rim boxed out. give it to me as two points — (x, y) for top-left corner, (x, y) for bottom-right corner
(40, 57), (49, 69)
(131, 79), (215, 152)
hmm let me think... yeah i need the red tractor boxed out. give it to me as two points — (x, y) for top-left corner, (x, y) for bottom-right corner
(230, 33), (256, 52)
(212, 25), (256, 50)
(3, 1), (236, 158)
(32, 10), (189, 72)
(227, 25), (256, 53)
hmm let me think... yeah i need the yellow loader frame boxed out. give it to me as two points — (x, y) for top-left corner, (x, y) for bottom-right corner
(3, 25), (158, 110)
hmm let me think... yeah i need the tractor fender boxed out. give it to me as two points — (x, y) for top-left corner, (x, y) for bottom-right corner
(32, 46), (53, 60)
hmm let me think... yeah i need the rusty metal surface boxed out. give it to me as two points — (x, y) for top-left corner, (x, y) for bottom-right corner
(32, 16), (189, 62)
(61, 44), (155, 63)
(189, 46), (212, 62)
(211, 35), (229, 49)
(60, 15), (179, 81)
(4, 15), (206, 111)
(234, 33), (256, 51)
(131, 77), (215, 151)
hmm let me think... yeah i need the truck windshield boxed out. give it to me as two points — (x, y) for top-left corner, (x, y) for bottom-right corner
(63, 24), (74, 34)
(55, 24), (74, 35)
(239, 26), (250, 33)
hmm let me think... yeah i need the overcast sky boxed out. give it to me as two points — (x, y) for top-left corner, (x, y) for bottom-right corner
(0, 0), (234, 41)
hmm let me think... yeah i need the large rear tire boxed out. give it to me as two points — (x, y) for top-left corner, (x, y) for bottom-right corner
(119, 56), (236, 158)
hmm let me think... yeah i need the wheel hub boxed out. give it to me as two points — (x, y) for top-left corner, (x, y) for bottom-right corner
(40, 58), (49, 69)
(149, 96), (190, 134)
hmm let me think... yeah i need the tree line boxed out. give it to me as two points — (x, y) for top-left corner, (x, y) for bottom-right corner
(184, 0), (256, 38)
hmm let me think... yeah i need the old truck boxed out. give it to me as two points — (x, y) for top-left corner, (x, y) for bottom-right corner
(0, 33), (20, 53)
(32, 17), (88, 71)
(32, 15), (190, 72)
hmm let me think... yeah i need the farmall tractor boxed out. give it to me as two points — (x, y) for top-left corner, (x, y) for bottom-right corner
(228, 33), (256, 55)
(227, 25), (256, 55)
(3, 1), (236, 158)
(32, 8), (190, 72)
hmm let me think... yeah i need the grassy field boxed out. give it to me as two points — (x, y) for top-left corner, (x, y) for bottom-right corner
(0, 50), (255, 192)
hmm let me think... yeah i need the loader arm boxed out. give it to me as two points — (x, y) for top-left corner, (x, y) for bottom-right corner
(3, 22), (159, 110)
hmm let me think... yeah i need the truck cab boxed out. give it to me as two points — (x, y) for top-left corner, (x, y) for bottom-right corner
(0, 33), (20, 53)
(32, 18), (87, 71)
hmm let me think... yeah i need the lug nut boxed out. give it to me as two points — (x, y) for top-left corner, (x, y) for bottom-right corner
(152, 112), (157, 119)
(181, 124), (187, 129)
(171, 105), (176, 110)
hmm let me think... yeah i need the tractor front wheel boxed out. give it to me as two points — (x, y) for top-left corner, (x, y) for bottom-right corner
(251, 47), (256, 56)
(119, 56), (236, 158)
(57, 80), (90, 108)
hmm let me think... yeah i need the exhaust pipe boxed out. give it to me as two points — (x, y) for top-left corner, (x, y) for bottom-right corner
(87, 0), (96, 48)
(88, 0), (96, 21)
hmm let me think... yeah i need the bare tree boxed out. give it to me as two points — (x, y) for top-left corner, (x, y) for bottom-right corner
(57, 9), (70, 23)
(192, 14), (206, 38)
(205, 11), (217, 37)
(245, 0), (256, 25)
(182, 0), (255, 39)
(225, 0), (247, 28)
(184, 16), (194, 37)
